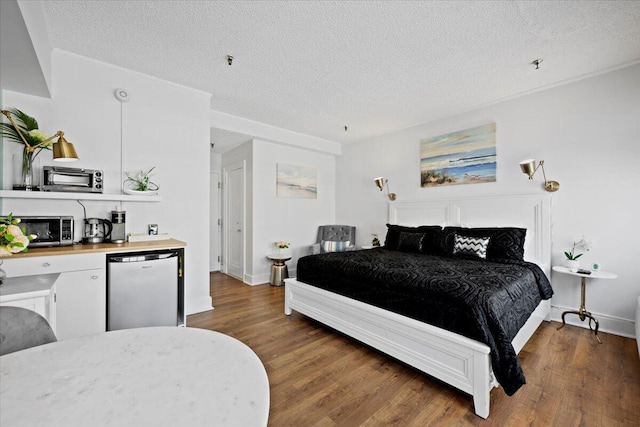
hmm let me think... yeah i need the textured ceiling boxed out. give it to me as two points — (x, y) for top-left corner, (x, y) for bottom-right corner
(40, 1), (640, 144)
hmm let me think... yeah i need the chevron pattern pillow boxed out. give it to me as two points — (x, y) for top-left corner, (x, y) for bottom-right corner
(452, 234), (490, 259)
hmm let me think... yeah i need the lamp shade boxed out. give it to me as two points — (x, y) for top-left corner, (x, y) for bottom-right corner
(52, 133), (79, 161)
(519, 159), (536, 178)
(374, 177), (385, 191)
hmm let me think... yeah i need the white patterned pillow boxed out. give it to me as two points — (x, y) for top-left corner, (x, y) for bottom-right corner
(452, 234), (490, 259)
(321, 240), (351, 253)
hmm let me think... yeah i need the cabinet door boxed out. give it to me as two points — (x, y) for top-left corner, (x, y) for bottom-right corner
(54, 269), (106, 341)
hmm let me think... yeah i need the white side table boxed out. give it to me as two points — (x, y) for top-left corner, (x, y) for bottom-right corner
(552, 266), (617, 343)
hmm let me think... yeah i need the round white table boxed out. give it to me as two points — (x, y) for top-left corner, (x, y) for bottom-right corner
(0, 327), (270, 426)
(552, 266), (617, 343)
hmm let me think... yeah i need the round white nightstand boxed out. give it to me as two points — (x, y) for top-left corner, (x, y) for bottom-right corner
(552, 266), (617, 343)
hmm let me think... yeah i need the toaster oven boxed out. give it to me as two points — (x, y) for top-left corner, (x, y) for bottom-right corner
(42, 166), (103, 193)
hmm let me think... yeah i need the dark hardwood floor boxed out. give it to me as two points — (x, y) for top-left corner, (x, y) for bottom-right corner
(187, 272), (640, 426)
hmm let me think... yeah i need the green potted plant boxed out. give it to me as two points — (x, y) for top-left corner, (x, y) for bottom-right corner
(124, 167), (160, 194)
(0, 108), (52, 190)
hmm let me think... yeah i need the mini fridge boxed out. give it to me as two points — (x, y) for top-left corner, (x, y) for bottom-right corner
(107, 249), (184, 331)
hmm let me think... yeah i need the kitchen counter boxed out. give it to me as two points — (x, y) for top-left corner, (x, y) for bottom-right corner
(9, 238), (186, 258)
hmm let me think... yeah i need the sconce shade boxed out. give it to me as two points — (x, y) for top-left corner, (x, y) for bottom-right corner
(519, 159), (536, 179)
(52, 133), (79, 161)
(374, 177), (385, 191)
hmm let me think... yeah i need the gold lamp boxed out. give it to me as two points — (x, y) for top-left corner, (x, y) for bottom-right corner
(1, 109), (79, 161)
(374, 176), (397, 201)
(519, 159), (559, 192)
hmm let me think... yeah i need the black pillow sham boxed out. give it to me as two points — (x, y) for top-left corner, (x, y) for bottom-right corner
(384, 224), (442, 253)
(397, 232), (425, 253)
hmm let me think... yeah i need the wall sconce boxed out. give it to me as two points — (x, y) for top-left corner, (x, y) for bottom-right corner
(373, 176), (397, 201)
(519, 159), (559, 192)
(1, 109), (79, 161)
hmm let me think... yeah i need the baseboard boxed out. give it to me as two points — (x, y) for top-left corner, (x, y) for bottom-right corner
(550, 305), (636, 339)
(246, 268), (297, 286)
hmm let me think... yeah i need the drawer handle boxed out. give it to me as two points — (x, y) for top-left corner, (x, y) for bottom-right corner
(91, 275), (98, 280)
(43, 262), (51, 267)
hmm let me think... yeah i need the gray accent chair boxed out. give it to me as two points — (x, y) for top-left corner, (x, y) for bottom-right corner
(0, 306), (57, 356)
(310, 225), (357, 255)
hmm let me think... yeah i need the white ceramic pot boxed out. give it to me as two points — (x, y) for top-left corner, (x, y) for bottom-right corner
(564, 259), (580, 270)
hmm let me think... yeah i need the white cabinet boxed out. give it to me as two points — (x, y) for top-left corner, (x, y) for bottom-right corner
(53, 269), (106, 340)
(2, 254), (106, 341)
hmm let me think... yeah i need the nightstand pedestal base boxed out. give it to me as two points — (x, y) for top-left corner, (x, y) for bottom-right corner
(556, 276), (602, 344)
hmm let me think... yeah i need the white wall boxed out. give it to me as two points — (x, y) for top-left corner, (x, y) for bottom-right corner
(1, 50), (213, 315)
(252, 139), (336, 284)
(336, 64), (640, 337)
(221, 138), (336, 285)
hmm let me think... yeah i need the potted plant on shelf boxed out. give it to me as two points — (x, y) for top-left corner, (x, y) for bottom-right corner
(564, 236), (592, 270)
(0, 213), (36, 284)
(372, 233), (381, 247)
(0, 108), (52, 191)
(123, 167), (160, 195)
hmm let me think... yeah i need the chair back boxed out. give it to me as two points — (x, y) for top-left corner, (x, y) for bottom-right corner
(0, 306), (57, 356)
(316, 225), (356, 244)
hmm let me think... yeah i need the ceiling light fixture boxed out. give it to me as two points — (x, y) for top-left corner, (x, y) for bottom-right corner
(531, 59), (543, 70)
(226, 55), (234, 66)
(344, 125), (348, 132)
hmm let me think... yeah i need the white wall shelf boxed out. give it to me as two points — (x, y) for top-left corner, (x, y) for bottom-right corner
(0, 190), (162, 202)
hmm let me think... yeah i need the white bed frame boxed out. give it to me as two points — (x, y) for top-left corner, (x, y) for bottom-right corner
(284, 195), (552, 418)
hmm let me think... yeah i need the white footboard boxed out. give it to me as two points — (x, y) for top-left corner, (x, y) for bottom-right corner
(285, 278), (502, 418)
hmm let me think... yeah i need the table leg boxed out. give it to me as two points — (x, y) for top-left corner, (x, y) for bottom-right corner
(556, 277), (602, 343)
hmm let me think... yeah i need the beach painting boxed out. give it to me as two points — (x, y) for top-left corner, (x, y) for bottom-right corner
(420, 123), (497, 187)
(277, 163), (318, 199)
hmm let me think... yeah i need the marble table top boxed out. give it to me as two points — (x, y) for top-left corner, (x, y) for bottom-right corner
(0, 327), (270, 426)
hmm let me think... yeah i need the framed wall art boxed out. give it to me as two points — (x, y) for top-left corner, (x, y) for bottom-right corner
(277, 163), (317, 199)
(420, 122), (496, 187)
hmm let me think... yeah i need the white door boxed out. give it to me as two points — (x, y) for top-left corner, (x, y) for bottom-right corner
(209, 171), (221, 271)
(225, 161), (245, 280)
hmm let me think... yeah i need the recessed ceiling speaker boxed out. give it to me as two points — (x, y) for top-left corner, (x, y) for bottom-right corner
(114, 88), (130, 103)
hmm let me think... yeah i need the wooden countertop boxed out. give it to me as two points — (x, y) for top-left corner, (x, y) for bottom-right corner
(9, 238), (186, 258)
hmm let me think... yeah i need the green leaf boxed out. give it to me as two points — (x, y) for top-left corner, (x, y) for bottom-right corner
(574, 253), (583, 260)
(9, 108), (39, 131)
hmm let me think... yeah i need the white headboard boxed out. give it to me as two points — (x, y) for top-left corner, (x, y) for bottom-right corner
(388, 194), (552, 276)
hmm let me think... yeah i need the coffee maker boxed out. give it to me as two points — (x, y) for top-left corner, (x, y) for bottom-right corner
(83, 218), (112, 244)
(110, 210), (126, 243)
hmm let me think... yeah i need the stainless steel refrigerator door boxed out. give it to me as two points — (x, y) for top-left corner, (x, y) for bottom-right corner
(108, 254), (178, 330)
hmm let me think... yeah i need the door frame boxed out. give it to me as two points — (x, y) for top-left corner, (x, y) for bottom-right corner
(222, 159), (246, 281)
(209, 170), (221, 272)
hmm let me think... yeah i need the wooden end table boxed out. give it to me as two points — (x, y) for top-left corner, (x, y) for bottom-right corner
(552, 266), (617, 343)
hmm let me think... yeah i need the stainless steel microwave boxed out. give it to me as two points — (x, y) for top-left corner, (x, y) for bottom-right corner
(18, 216), (74, 247)
(42, 166), (103, 193)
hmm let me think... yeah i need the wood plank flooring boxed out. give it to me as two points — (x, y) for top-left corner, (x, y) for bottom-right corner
(187, 273), (640, 426)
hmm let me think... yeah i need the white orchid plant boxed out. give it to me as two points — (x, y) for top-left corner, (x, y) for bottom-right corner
(124, 167), (159, 192)
(564, 236), (592, 260)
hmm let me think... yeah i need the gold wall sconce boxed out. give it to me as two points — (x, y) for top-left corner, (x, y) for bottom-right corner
(1, 109), (79, 161)
(374, 176), (397, 201)
(519, 159), (559, 192)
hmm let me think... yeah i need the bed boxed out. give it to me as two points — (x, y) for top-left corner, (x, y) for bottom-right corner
(284, 195), (552, 418)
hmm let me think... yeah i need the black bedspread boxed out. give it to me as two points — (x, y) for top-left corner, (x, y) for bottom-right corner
(296, 248), (554, 396)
